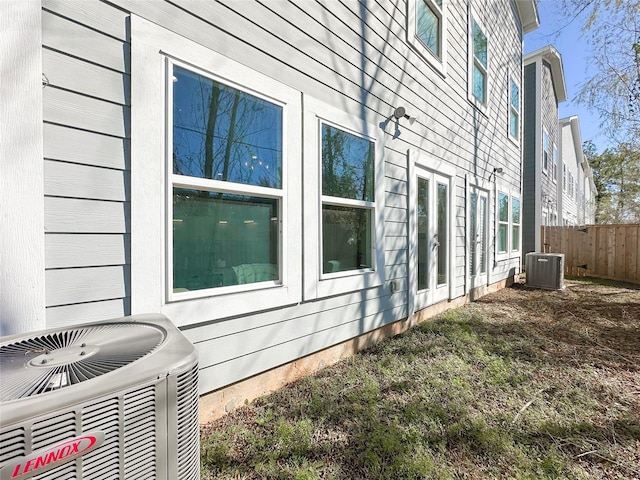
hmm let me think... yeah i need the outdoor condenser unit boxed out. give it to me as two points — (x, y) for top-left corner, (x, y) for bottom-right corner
(0, 314), (199, 480)
(525, 252), (565, 290)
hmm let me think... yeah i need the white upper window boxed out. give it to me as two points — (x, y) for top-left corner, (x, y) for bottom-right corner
(407, 0), (446, 74)
(131, 16), (302, 326)
(509, 78), (520, 141)
(303, 98), (386, 300)
(469, 13), (488, 109)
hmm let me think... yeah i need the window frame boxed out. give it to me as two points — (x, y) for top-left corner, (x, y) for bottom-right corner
(407, 0), (447, 75)
(495, 180), (520, 262)
(508, 76), (520, 143)
(130, 16), (302, 326)
(542, 128), (549, 174)
(408, 150), (457, 314)
(303, 97), (386, 300)
(552, 143), (558, 183)
(511, 196), (521, 253)
(468, 9), (489, 111)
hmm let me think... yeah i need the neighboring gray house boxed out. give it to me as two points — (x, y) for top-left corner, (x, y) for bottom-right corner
(522, 45), (567, 254)
(559, 116), (597, 226)
(2, 0), (538, 420)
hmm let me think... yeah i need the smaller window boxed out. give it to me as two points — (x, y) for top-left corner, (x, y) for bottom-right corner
(471, 19), (488, 105)
(408, 0), (445, 72)
(321, 124), (375, 275)
(511, 197), (520, 252)
(563, 163), (567, 191)
(509, 79), (519, 140)
(552, 144), (558, 183)
(497, 192), (509, 253)
(542, 129), (549, 172)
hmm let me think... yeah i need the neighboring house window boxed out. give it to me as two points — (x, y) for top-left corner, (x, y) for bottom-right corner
(512, 197), (520, 252)
(131, 17), (302, 324)
(470, 17), (488, 106)
(509, 78), (519, 140)
(552, 144), (558, 183)
(303, 98), (386, 300)
(497, 191), (509, 253)
(563, 163), (567, 191)
(407, 0), (446, 73)
(542, 129), (549, 173)
(568, 171), (574, 198)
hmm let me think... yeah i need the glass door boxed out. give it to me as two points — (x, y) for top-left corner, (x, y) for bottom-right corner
(469, 187), (488, 289)
(412, 168), (451, 311)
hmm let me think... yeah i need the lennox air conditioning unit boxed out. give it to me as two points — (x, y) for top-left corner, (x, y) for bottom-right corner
(0, 314), (199, 480)
(525, 252), (565, 290)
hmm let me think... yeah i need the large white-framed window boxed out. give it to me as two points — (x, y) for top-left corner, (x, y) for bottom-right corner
(508, 77), (520, 142)
(542, 128), (550, 173)
(468, 11), (488, 110)
(303, 97), (385, 300)
(408, 150), (456, 314)
(407, 0), (447, 74)
(130, 16), (302, 326)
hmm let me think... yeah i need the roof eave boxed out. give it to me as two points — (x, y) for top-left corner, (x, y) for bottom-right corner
(516, 0), (540, 34)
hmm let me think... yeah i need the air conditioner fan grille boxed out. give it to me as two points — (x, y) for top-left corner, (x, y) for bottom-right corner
(0, 323), (165, 401)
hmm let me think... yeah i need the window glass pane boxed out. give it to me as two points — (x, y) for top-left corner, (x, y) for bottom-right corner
(437, 182), (447, 285)
(510, 111), (518, 138)
(498, 192), (509, 222)
(512, 198), (520, 224)
(512, 225), (520, 251)
(417, 0), (440, 56)
(473, 64), (486, 103)
(417, 177), (429, 290)
(470, 192), (477, 276)
(322, 205), (372, 273)
(322, 124), (374, 202)
(172, 65), (282, 188)
(472, 21), (487, 68)
(173, 188), (279, 292)
(479, 195), (487, 273)
(498, 224), (508, 253)
(510, 80), (519, 111)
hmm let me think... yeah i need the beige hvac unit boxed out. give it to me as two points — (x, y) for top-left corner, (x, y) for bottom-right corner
(0, 314), (199, 480)
(525, 252), (565, 290)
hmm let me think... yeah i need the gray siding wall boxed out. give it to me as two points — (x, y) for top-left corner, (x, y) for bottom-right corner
(522, 62), (537, 254)
(42, 0), (526, 394)
(42, 0), (131, 326)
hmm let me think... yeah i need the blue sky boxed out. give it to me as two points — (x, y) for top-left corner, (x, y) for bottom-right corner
(524, 1), (611, 153)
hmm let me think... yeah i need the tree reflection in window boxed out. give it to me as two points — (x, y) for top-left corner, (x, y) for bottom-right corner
(172, 65), (282, 189)
(321, 123), (375, 274)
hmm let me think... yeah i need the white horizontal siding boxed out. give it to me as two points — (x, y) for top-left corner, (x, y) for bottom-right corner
(42, 10), (129, 73)
(42, 3), (130, 328)
(45, 234), (128, 269)
(45, 197), (128, 234)
(44, 124), (127, 170)
(45, 265), (129, 307)
(46, 299), (129, 327)
(43, 87), (127, 138)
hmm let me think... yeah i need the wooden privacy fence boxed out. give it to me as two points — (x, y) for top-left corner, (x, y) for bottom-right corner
(541, 225), (640, 284)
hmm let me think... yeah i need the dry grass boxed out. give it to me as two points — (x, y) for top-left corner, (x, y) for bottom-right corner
(200, 278), (640, 479)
